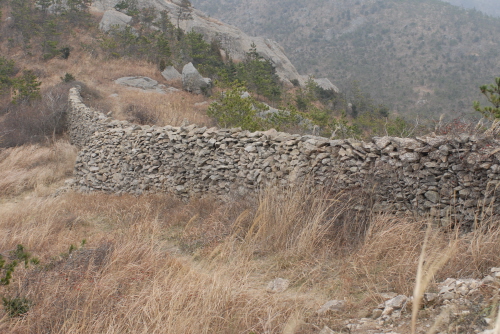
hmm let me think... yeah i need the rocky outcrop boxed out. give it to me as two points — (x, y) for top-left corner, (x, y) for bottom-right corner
(314, 78), (340, 94)
(182, 63), (211, 94)
(115, 76), (179, 93)
(161, 66), (182, 81)
(99, 10), (132, 32)
(91, 0), (306, 86)
(68, 87), (500, 228)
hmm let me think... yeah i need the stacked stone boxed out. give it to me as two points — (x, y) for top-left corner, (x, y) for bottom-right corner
(68, 88), (500, 227)
(67, 87), (117, 148)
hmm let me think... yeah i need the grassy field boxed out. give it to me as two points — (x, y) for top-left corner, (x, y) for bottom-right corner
(1, 141), (499, 333)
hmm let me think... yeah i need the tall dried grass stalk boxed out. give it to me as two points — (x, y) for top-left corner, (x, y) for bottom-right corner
(411, 224), (457, 334)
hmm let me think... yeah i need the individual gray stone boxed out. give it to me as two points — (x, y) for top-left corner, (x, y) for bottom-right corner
(442, 292), (455, 300)
(266, 278), (289, 293)
(318, 326), (337, 334)
(99, 10), (132, 32)
(317, 300), (345, 315)
(424, 293), (439, 305)
(400, 152), (420, 162)
(379, 292), (398, 300)
(385, 295), (408, 309)
(372, 308), (383, 319)
(374, 136), (392, 149)
(182, 62), (212, 94)
(425, 191), (439, 203)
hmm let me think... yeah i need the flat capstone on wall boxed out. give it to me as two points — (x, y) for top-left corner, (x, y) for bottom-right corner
(68, 87), (500, 227)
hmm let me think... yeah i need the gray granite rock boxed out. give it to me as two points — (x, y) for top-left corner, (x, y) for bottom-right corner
(161, 66), (182, 81)
(182, 63), (212, 94)
(99, 10), (132, 32)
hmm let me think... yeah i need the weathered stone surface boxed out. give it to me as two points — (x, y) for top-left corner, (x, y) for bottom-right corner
(318, 326), (337, 334)
(115, 76), (179, 94)
(161, 66), (182, 81)
(99, 10), (132, 32)
(425, 191), (439, 203)
(313, 78), (340, 93)
(317, 300), (345, 315)
(182, 62), (212, 94)
(266, 278), (289, 293)
(385, 295), (408, 309)
(115, 76), (158, 90)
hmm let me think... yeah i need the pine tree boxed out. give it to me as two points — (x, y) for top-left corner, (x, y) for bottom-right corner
(473, 77), (500, 119)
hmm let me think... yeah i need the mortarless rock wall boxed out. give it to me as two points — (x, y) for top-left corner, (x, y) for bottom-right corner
(68, 87), (500, 226)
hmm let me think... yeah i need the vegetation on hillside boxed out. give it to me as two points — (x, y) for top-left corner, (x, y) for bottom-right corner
(0, 0), (420, 143)
(442, 0), (500, 17)
(190, 0), (500, 119)
(473, 77), (500, 119)
(1, 0), (500, 331)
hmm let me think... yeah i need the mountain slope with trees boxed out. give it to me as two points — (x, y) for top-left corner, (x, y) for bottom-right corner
(190, 0), (500, 119)
(442, 0), (500, 17)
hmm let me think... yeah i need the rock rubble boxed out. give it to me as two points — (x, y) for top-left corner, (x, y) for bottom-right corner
(332, 270), (500, 333)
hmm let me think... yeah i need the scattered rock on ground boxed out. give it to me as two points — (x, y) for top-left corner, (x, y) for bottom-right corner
(318, 326), (337, 334)
(266, 278), (289, 293)
(317, 300), (345, 315)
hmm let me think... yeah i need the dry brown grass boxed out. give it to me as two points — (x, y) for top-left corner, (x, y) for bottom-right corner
(1, 145), (500, 333)
(32, 53), (213, 127)
(0, 141), (76, 198)
(111, 87), (212, 127)
(3, 38), (213, 128)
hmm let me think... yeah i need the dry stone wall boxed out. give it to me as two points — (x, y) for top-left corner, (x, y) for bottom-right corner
(68, 87), (500, 227)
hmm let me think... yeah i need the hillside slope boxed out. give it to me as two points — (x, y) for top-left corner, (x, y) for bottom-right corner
(442, 0), (500, 17)
(190, 0), (500, 119)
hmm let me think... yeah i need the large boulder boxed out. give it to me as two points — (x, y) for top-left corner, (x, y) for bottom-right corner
(313, 78), (340, 94)
(161, 66), (182, 81)
(99, 10), (132, 32)
(182, 63), (211, 94)
(90, 1), (305, 86)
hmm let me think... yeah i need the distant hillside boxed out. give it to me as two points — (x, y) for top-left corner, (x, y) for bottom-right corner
(441, 0), (500, 17)
(190, 0), (500, 119)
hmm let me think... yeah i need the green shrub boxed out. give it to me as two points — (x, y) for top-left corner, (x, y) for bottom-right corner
(2, 297), (31, 317)
(0, 57), (16, 96)
(61, 73), (76, 82)
(218, 43), (282, 102)
(208, 82), (268, 131)
(12, 70), (41, 104)
(473, 77), (500, 119)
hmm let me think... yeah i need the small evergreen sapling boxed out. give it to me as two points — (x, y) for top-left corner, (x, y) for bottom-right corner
(1, 245), (39, 317)
(473, 77), (500, 119)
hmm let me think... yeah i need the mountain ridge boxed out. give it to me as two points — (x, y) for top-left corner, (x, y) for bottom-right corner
(441, 0), (500, 17)
(190, 0), (500, 119)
